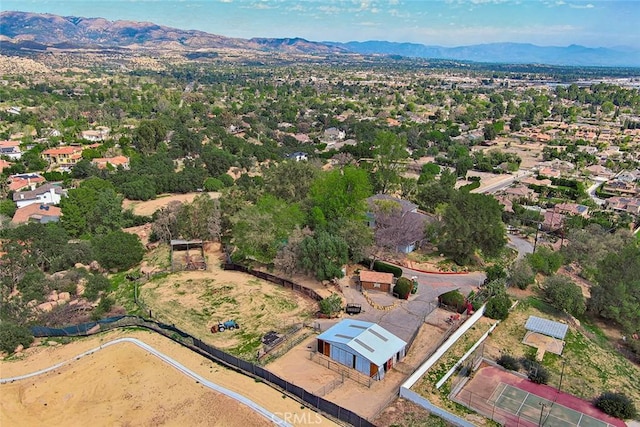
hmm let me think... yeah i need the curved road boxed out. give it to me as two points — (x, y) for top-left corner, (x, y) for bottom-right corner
(0, 337), (292, 427)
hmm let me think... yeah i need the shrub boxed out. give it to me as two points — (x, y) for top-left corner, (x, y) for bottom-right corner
(371, 260), (403, 278)
(485, 264), (507, 284)
(92, 230), (145, 271)
(84, 273), (111, 301)
(0, 322), (34, 354)
(527, 364), (549, 384)
(543, 275), (585, 317)
(203, 177), (225, 191)
(439, 289), (465, 311)
(485, 294), (511, 320)
(496, 354), (520, 371)
(594, 392), (637, 420)
(393, 277), (413, 299)
(319, 293), (342, 316)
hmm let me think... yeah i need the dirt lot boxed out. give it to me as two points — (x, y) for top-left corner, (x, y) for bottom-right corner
(138, 244), (318, 360)
(122, 192), (220, 216)
(0, 329), (338, 427)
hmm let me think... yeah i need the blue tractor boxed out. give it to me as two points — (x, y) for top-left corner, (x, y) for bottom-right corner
(211, 320), (239, 333)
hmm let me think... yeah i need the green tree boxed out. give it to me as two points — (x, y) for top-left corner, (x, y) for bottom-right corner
(368, 131), (409, 194)
(526, 246), (563, 275)
(92, 230), (145, 271)
(309, 166), (372, 224)
(543, 275), (585, 316)
(0, 199), (17, 220)
(60, 177), (123, 237)
(231, 195), (304, 263)
(263, 160), (320, 203)
(438, 192), (506, 264)
(298, 230), (349, 281)
(589, 241), (640, 333)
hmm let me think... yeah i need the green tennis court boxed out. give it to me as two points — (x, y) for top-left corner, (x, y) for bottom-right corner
(490, 383), (615, 427)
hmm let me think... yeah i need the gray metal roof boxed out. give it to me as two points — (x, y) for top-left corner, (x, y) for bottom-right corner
(525, 316), (568, 340)
(317, 319), (406, 366)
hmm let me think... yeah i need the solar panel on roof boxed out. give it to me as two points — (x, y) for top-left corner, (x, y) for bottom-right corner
(525, 316), (568, 340)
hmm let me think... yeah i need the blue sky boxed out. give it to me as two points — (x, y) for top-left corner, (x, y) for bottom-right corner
(3, 1), (639, 48)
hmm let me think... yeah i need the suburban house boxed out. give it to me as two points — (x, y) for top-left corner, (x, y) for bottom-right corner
(91, 155), (130, 170)
(41, 146), (84, 167)
(0, 140), (22, 160)
(367, 194), (432, 254)
(11, 204), (62, 225)
(0, 159), (13, 173)
(285, 152), (308, 161)
(13, 183), (66, 208)
(542, 209), (565, 232)
(8, 173), (46, 192)
(554, 202), (589, 218)
(605, 197), (640, 215)
(359, 270), (394, 293)
(80, 127), (110, 142)
(315, 319), (407, 381)
(323, 127), (346, 141)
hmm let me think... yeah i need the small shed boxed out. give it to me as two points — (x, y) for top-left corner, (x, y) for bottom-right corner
(316, 319), (406, 380)
(359, 270), (394, 292)
(523, 315), (568, 360)
(525, 316), (568, 340)
(170, 239), (207, 271)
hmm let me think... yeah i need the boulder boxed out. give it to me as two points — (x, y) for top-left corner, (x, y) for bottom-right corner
(37, 301), (55, 312)
(89, 260), (102, 271)
(14, 344), (24, 353)
(58, 292), (71, 302)
(76, 283), (86, 296)
(47, 291), (59, 302)
(74, 263), (88, 270)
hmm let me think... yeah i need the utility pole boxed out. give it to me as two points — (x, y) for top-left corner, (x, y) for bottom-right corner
(558, 357), (566, 393)
(533, 222), (542, 253)
(538, 402), (548, 427)
(538, 403), (547, 427)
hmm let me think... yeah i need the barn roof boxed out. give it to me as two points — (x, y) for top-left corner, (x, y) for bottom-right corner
(317, 319), (406, 366)
(525, 316), (568, 340)
(359, 270), (394, 284)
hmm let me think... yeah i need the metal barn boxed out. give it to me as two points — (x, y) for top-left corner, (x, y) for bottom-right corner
(316, 319), (407, 380)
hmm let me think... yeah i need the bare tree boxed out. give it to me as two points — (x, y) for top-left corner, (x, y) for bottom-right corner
(151, 201), (183, 243)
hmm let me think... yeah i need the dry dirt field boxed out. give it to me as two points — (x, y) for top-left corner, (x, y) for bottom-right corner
(137, 244), (318, 360)
(122, 192), (220, 216)
(0, 329), (338, 427)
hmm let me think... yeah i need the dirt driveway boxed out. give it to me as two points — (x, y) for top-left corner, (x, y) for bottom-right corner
(122, 191), (220, 216)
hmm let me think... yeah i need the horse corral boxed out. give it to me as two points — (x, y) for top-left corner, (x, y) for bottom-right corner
(170, 239), (207, 271)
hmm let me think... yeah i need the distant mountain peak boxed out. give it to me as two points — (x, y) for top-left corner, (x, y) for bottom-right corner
(1, 11), (639, 67)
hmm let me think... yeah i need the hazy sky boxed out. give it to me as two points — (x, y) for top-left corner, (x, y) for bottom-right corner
(3, 0), (639, 48)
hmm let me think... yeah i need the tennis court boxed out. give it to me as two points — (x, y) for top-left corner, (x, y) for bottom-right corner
(490, 383), (615, 427)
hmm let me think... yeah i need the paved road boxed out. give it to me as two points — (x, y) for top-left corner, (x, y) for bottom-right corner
(471, 169), (532, 195)
(507, 233), (534, 259)
(586, 178), (607, 206)
(333, 268), (485, 344)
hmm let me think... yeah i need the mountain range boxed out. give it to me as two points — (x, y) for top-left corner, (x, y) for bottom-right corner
(1, 11), (639, 67)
